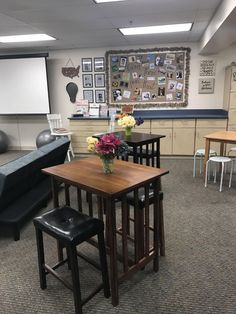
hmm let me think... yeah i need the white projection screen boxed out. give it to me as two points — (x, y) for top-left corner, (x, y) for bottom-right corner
(0, 55), (50, 114)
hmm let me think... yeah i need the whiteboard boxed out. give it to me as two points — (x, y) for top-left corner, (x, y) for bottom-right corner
(0, 56), (50, 114)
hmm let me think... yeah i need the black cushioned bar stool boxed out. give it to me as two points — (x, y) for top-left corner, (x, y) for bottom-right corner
(126, 189), (165, 256)
(33, 206), (110, 314)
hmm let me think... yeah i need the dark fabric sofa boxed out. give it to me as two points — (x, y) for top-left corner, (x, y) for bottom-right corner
(0, 138), (70, 241)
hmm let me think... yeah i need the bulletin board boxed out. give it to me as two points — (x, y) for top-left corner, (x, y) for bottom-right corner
(105, 47), (191, 108)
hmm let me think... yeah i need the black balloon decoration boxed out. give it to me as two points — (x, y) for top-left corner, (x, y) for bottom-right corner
(66, 82), (78, 103)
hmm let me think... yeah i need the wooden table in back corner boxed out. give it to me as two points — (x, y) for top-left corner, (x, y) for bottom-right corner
(204, 131), (236, 174)
(42, 156), (169, 306)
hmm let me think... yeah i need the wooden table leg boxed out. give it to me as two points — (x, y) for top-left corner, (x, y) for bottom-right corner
(121, 195), (128, 273)
(133, 146), (138, 164)
(155, 139), (160, 168)
(220, 142), (224, 156)
(153, 179), (159, 272)
(204, 138), (210, 176)
(51, 177), (59, 208)
(106, 198), (119, 306)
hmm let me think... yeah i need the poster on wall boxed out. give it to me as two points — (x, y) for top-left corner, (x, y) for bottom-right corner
(199, 60), (216, 76)
(105, 47), (191, 108)
(198, 78), (215, 94)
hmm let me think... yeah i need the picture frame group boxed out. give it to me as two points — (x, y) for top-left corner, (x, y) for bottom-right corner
(82, 56), (106, 106)
(82, 57), (105, 72)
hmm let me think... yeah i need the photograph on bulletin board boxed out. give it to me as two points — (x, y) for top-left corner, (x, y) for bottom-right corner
(105, 47), (190, 108)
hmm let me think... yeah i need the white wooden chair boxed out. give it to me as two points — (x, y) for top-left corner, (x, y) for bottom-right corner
(204, 156), (233, 192)
(47, 114), (74, 161)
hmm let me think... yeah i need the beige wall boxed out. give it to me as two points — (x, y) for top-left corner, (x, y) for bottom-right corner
(1, 42), (236, 150)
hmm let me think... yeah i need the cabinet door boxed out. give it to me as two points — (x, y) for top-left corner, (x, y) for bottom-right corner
(228, 108), (236, 126)
(195, 128), (226, 154)
(133, 119), (151, 134)
(151, 128), (172, 155)
(151, 120), (172, 155)
(229, 92), (236, 109)
(230, 66), (236, 91)
(195, 119), (227, 154)
(172, 119), (195, 155)
(70, 120), (108, 154)
(173, 128), (195, 155)
(225, 126), (236, 153)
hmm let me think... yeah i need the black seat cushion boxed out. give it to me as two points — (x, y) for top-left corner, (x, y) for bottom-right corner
(33, 206), (104, 246)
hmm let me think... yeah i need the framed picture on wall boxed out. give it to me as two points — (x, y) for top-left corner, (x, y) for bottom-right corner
(82, 74), (93, 88)
(83, 90), (94, 103)
(94, 73), (105, 87)
(94, 57), (105, 72)
(95, 90), (105, 103)
(82, 58), (92, 72)
(198, 78), (215, 94)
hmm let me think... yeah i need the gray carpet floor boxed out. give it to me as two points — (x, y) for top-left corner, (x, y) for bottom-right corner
(0, 152), (236, 314)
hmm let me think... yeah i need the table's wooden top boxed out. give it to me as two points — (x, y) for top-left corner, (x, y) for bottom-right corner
(204, 131), (236, 142)
(43, 156), (169, 198)
(96, 131), (165, 145)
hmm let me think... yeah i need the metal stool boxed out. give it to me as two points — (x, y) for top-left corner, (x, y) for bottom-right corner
(228, 147), (236, 172)
(228, 147), (236, 155)
(33, 206), (110, 314)
(204, 156), (233, 192)
(193, 148), (217, 177)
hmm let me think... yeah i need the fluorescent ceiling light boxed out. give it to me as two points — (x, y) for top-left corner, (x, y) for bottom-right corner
(0, 34), (56, 43)
(94, 0), (125, 3)
(119, 23), (192, 35)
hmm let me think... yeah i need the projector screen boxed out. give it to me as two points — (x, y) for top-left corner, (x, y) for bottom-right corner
(0, 54), (50, 114)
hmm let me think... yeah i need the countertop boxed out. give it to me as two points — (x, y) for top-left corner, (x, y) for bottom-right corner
(69, 109), (228, 120)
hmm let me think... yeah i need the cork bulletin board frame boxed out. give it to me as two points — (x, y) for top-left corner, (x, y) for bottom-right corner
(105, 47), (191, 108)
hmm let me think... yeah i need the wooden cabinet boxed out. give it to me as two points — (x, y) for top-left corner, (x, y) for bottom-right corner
(224, 64), (236, 129)
(133, 120), (151, 134)
(69, 117), (228, 156)
(70, 120), (108, 154)
(151, 120), (172, 155)
(172, 119), (195, 155)
(223, 64), (236, 151)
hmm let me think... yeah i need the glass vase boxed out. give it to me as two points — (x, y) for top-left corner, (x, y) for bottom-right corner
(125, 127), (132, 137)
(100, 157), (114, 174)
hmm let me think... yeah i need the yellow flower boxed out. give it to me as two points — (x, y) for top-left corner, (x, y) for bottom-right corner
(118, 115), (136, 128)
(86, 136), (98, 152)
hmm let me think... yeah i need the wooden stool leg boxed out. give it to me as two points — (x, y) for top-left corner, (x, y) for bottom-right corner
(66, 247), (71, 270)
(68, 245), (83, 314)
(35, 228), (47, 289)
(97, 231), (110, 298)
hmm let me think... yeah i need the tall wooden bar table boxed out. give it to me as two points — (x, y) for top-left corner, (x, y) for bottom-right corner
(42, 156), (168, 306)
(95, 131), (165, 167)
(204, 131), (236, 174)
